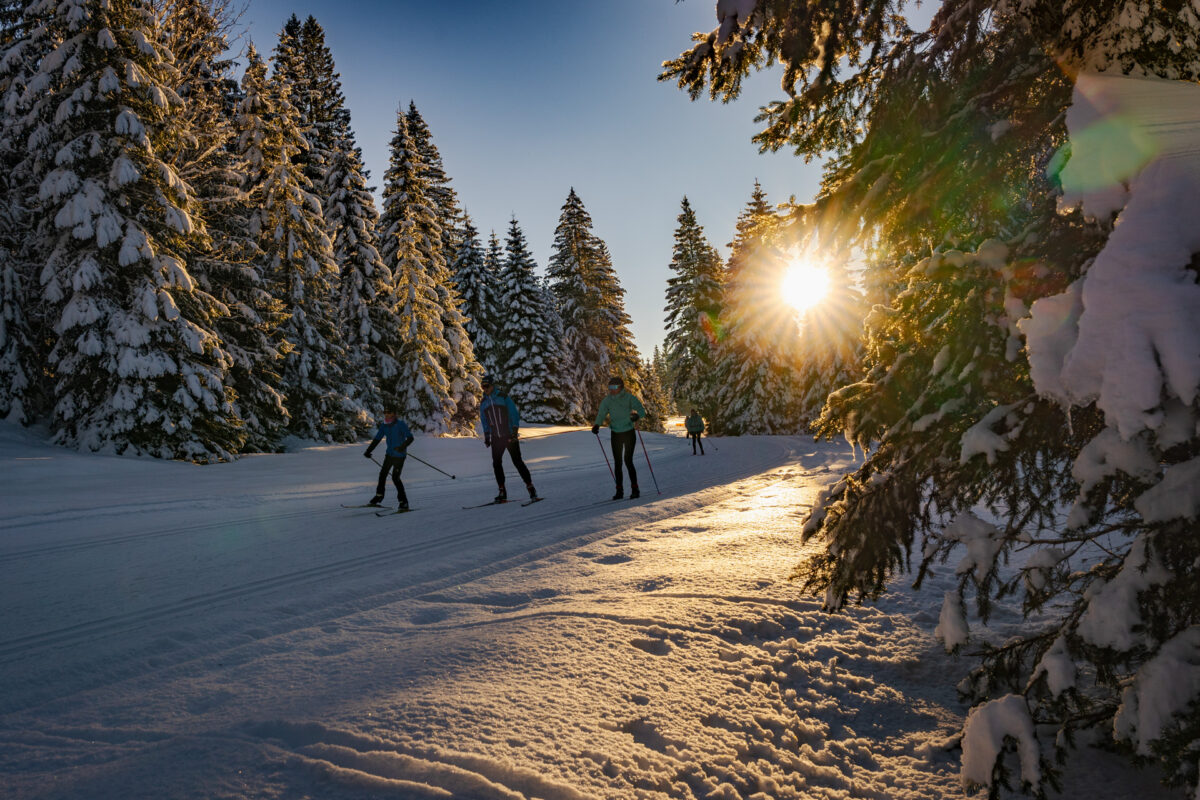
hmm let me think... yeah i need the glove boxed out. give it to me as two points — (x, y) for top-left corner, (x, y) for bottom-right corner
(403, 436), (414, 450)
(591, 425), (600, 435)
(512, 429), (519, 440)
(484, 434), (492, 447)
(630, 411), (639, 421)
(364, 451), (373, 459)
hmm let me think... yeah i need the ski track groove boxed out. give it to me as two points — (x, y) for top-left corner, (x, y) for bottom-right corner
(0, 440), (801, 712)
(0, 445), (693, 562)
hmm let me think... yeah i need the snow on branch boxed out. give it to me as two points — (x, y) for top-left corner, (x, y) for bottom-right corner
(1024, 73), (1200, 440)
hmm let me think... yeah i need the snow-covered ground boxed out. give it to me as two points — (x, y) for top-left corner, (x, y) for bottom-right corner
(0, 422), (1181, 799)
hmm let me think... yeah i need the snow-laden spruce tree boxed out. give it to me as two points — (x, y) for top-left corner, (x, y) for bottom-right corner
(0, 171), (35, 423)
(159, 0), (289, 450)
(326, 135), (402, 417)
(378, 109), (457, 432)
(639, 350), (670, 434)
(268, 15), (321, 185)
(452, 214), (500, 375)
(295, 16), (350, 184)
(663, 196), (724, 426)
(483, 229), (504, 279)
(400, 102), (480, 431)
(665, 0), (1200, 795)
(238, 44), (360, 442)
(0, 0), (39, 424)
(14, 0), (245, 460)
(406, 102), (462, 262)
(546, 187), (612, 421)
(590, 239), (645, 406)
(495, 217), (570, 422)
(707, 183), (804, 435)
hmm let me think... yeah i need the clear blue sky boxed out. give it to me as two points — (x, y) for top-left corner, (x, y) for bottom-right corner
(239, 0), (826, 357)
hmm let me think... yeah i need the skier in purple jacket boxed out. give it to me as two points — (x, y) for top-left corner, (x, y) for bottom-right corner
(478, 374), (537, 504)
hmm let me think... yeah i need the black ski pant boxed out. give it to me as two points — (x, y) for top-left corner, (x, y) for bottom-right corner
(492, 438), (532, 488)
(689, 432), (704, 455)
(611, 430), (637, 490)
(375, 455), (407, 501)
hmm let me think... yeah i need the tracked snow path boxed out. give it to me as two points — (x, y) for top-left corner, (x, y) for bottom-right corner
(0, 427), (1178, 798)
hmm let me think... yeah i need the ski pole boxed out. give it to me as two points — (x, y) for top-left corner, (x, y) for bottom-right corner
(515, 427), (591, 441)
(636, 428), (662, 495)
(594, 431), (615, 481)
(371, 453), (456, 480)
(406, 452), (456, 479)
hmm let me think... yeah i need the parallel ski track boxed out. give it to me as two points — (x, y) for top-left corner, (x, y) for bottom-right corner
(0, 443), (698, 563)
(0, 440), (796, 664)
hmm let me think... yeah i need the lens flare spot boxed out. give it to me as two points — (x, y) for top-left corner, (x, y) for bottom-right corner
(781, 261), (831, 313)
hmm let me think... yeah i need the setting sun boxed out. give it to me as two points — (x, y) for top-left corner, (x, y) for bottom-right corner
(781, 261), (831, 313)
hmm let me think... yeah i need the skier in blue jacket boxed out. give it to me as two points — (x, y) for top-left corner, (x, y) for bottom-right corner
(591, 375), (647, 499)
(364, 409), (414, 509)
(479, 374), (537, 504)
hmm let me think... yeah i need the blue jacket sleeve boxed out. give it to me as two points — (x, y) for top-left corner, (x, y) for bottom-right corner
(479, 397), (491, 436)
(506, 396), (520, 431)
(369, 426), (384, 449)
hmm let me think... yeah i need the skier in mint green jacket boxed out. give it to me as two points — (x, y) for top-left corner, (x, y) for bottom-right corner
(591, 375), (647, 499)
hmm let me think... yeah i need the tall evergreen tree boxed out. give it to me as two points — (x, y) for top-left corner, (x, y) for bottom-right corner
(483, 229), (504, 279)
(591, 238), (645, 401)
(665, 0), (1200, 793)
(0, 0), (39, 424)
(238, 44), (359, 442)
(709, 183), (803, 435)
(378, 109), (457, 432)
(663, 196), (724, 424)
(640, 350), (670, 434)
(295, 16), (351, 186)
(326, 131), (401, 417)
(495, 217), (569, 422)
(405, 101), (462, 260)
(0, 169), (35, 423)
(546, 188), (608, 421)
(161, 0), (289, 450)
(403, 103), (483, 431)
(452, 214), (499, 374)
(17, 0), (242, 459)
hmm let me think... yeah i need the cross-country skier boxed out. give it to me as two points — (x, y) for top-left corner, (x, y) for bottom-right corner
(479, 375), (537, 504)
(363, 409), (414, 509)
(685, 408), (705, 455)
(591, 376), (648, 499)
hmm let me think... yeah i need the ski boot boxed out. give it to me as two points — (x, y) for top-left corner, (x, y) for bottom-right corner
(368, 494), (384, 507)
(612, 486), (624, 500)
(397, 498), (409, 511)
(494, 487), (508, 504)
(526, 483), (538, 500)
(630, 485), (640, 499)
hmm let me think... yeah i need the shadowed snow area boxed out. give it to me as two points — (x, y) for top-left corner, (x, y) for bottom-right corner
(0, 423), (1180, 798)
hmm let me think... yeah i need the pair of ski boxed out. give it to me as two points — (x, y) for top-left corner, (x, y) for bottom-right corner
(462, 497), (544, 509)
(341, 503), (413, 517)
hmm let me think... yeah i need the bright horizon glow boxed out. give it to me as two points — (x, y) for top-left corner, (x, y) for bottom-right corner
(781, 261), (831, 314)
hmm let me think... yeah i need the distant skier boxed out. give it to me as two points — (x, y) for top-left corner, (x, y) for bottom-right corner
(591, 375), (647, 499)
(479, 374), (538, 504)
(363, 409), (414, 509)
(685, 408), (705, 455)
